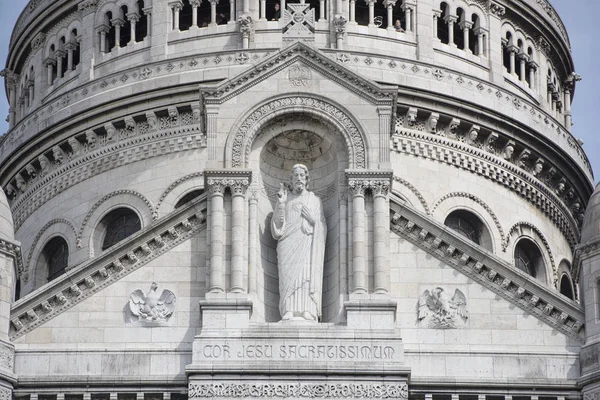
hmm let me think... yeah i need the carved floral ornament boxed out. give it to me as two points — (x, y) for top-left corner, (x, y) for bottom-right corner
(188, 383), (409, 399)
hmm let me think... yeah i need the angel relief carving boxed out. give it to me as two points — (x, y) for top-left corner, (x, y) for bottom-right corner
(417, 287), (468, 329)
(128, 282), (176, 324)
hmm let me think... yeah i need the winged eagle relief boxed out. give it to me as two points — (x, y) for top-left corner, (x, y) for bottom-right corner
(417, 287), (468, 329)
(128, 282), (176, 324)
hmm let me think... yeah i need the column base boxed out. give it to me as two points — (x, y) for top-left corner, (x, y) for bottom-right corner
(200, 294), (253, 329)
(344, 296), (397, 329)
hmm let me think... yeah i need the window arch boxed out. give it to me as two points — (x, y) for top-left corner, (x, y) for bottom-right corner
(100, 208), (141, 251)
(513, 238), (545, 280)
(437, 2), (450, 44)
(444, 210), (492, 250)
(559, 273), (574, 300)
(40, 236), (69, 282)
(175, 189), (205, 209)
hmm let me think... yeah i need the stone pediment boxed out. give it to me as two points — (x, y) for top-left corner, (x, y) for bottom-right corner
(390, 195), (585, 342)
(199, 42), (397, 106)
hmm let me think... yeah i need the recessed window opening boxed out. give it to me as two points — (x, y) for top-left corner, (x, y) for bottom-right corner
(514, 238), (544, 279)
(454, 8), (465, 49)
(175, 189), (205, 209)
(43, 236), (69, 282)
(101, 208), (141, 250)
(560, 273), (574, 300)
(437, 3), (450, 44)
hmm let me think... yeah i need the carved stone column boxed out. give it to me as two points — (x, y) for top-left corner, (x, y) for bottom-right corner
(230, 176), (251, 292)
(143, 7), (153, 36)
(44, 58), (56, 85)
(229, 0), (236, 22)
(473, 27), (486, 57)
(96, 25), (110, 53)
(65, 42), (76, 71)
(432, 10), (440, 38)
(169, 0), (184, 30)
(508, 45), (517, 76)
(111, 18), (125, 47)
(459, 20), (472, 52)
(191, 0), (201, 26)
(54, 50), (65, 79)
(209, 0), (219, 26)
(384, 0), (396, 30)
(333, 14), (347, 49)
(260, 0), (267, 19)
(348, 178), (366, 294)
(372, 177), (391, 293)
(445, 15), (457, 46)
(248, 189), (258, 295)
(518, 53), (528, 82)
(402, 2), (413, 32)
(127, 12), (141, 42)
(206, 177), (226, 293)
(349, 0), (356, 22)
(1, 70), (18, 128)
(528, 61), (538, 90)
(366, 0), (376, 27)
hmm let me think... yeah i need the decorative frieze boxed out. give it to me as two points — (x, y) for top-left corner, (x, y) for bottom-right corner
(189, 383), (409, 399)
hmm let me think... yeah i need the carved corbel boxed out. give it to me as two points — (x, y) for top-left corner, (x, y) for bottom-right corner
(14, 174), (27, 194)
(25, 164), (37, 180)
(4, 184), (16, 201)
(405, 108), (418, 127)
(31, 32), (46, 52)
(110, 17), (126, 28)
(517, 148), (530, 168)
(38, 154), (50, 175)
(502, 140), (515, 161)
(104, 122), (117, 142)
(532, 158), (544, 177)
(427, 113), (439, 133)
(467, 125), (480, 145)
(85, 130), (98, 150)
(447, 118), (460, 136)
(124, 116), (136, 132)
(145, 111), (158, 130)
(191, 102), (202, 124)
(556, 178), (566, 195)
(168, 106), (179, 125)
(490, 2), (505, 17)
(485, 132), (499, 153)
(544, 167), (557, 184)
(68, 137), (82, 157)
(52, 146), (66, 165)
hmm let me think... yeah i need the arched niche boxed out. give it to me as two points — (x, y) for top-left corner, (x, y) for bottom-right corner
(248, 113), (350, 323)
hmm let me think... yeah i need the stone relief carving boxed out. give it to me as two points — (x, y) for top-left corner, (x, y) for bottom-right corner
(128, 282), (176, 324)
(271, 164), (326, 322)
(417, 287), (468, 329)
(0, 343), (14, 370)
(282, 3), (315, 38)
(188, 383), (409, 399)
(288, 64), (311, 87)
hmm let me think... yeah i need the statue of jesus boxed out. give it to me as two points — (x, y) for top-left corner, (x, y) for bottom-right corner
(271, 164), (326, 322)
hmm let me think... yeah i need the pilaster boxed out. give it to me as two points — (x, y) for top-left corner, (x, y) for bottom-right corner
(414, 0), (434, 63)
(487, 1), (506, 84)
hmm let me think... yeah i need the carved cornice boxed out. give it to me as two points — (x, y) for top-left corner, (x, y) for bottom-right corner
(391, 129), (580, 251)
(489, 2), (505, 18)
(390, 198), (584, 342)
(6, 106), (205, 231)
(189, 383), (408, 399)
(10, 199), (207, 340)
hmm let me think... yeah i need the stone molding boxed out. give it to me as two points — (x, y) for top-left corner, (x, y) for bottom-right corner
(205, 170), (252, 195)
(574, 237), (600, 282)
(228, 96), (367, 169)
(431, 191), (505, 244)
(346, 170), (393, 196)
(7, 113), (204, 231)
(155, 172), (204, 216)
(9, 198), (207, 340)
(503, 221), (557, 281)
(390, 198), (584, 342)
(23, 218), (77, 283)
(391, 176), (430, 215)
(188, 383), (409, 399)
(391, 129), (580, 251)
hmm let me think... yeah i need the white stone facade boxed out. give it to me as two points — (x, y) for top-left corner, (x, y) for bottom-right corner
(0, 0), (596, 399)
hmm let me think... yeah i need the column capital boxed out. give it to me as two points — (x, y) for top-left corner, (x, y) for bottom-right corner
(205, 169), (253, 195)
(142, 6), (153, 15)
(444, 14), (457, 24)
(0, 69), (18, 87)
(458, 20), (472, 30)
(432, 9), (442, 18)
(346, 170), (393, 197)
(127, 12), (141, 22)
(473, 26), (488, 36)
(190, 0), (202, 6)
(54, 49), (66, 58)
(169, 0), (185, 10)
(517, 52), (529, 62)
(44, 57), (57, 67)
(111, 17), (126, 27)
(383, 0), (396, 8)
(96, 24), (111, 34)
(64, 42), (78, 51)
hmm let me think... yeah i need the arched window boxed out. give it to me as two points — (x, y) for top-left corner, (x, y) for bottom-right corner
(42, 236), (69, 282)
(444, 210), (492, 250)
(101, 208), (141, 250)
(454, 8), (464, 49)
(106, 12), (116, 52)
(136, 0), (149, 40)
(560, 273), (574, 300)
(513, 238), (544, 279)
(469, 14), (478, 54)
(437, 3), (450, 44)
(179, 0), (193, 31)
(120, 5), (132, 46)
(175, 189), (204, 209)
(502, 32), (512, 73)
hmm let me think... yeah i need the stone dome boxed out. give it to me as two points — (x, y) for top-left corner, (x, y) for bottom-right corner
(581, 183), (600, 244)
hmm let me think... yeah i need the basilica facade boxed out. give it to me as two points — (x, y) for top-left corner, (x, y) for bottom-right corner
(0, 0), (599, 398)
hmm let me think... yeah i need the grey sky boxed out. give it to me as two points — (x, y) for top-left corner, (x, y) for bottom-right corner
(1, 0), (598, 183)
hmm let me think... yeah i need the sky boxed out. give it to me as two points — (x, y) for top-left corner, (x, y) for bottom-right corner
(0, 0), (598, 183)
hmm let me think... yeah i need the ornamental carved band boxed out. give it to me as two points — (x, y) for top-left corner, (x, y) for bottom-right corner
(188, 383), (409, 399)
(231, 97), (366, 169)
(348, 179), (390, 197)
(206, 178), (250, 195)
